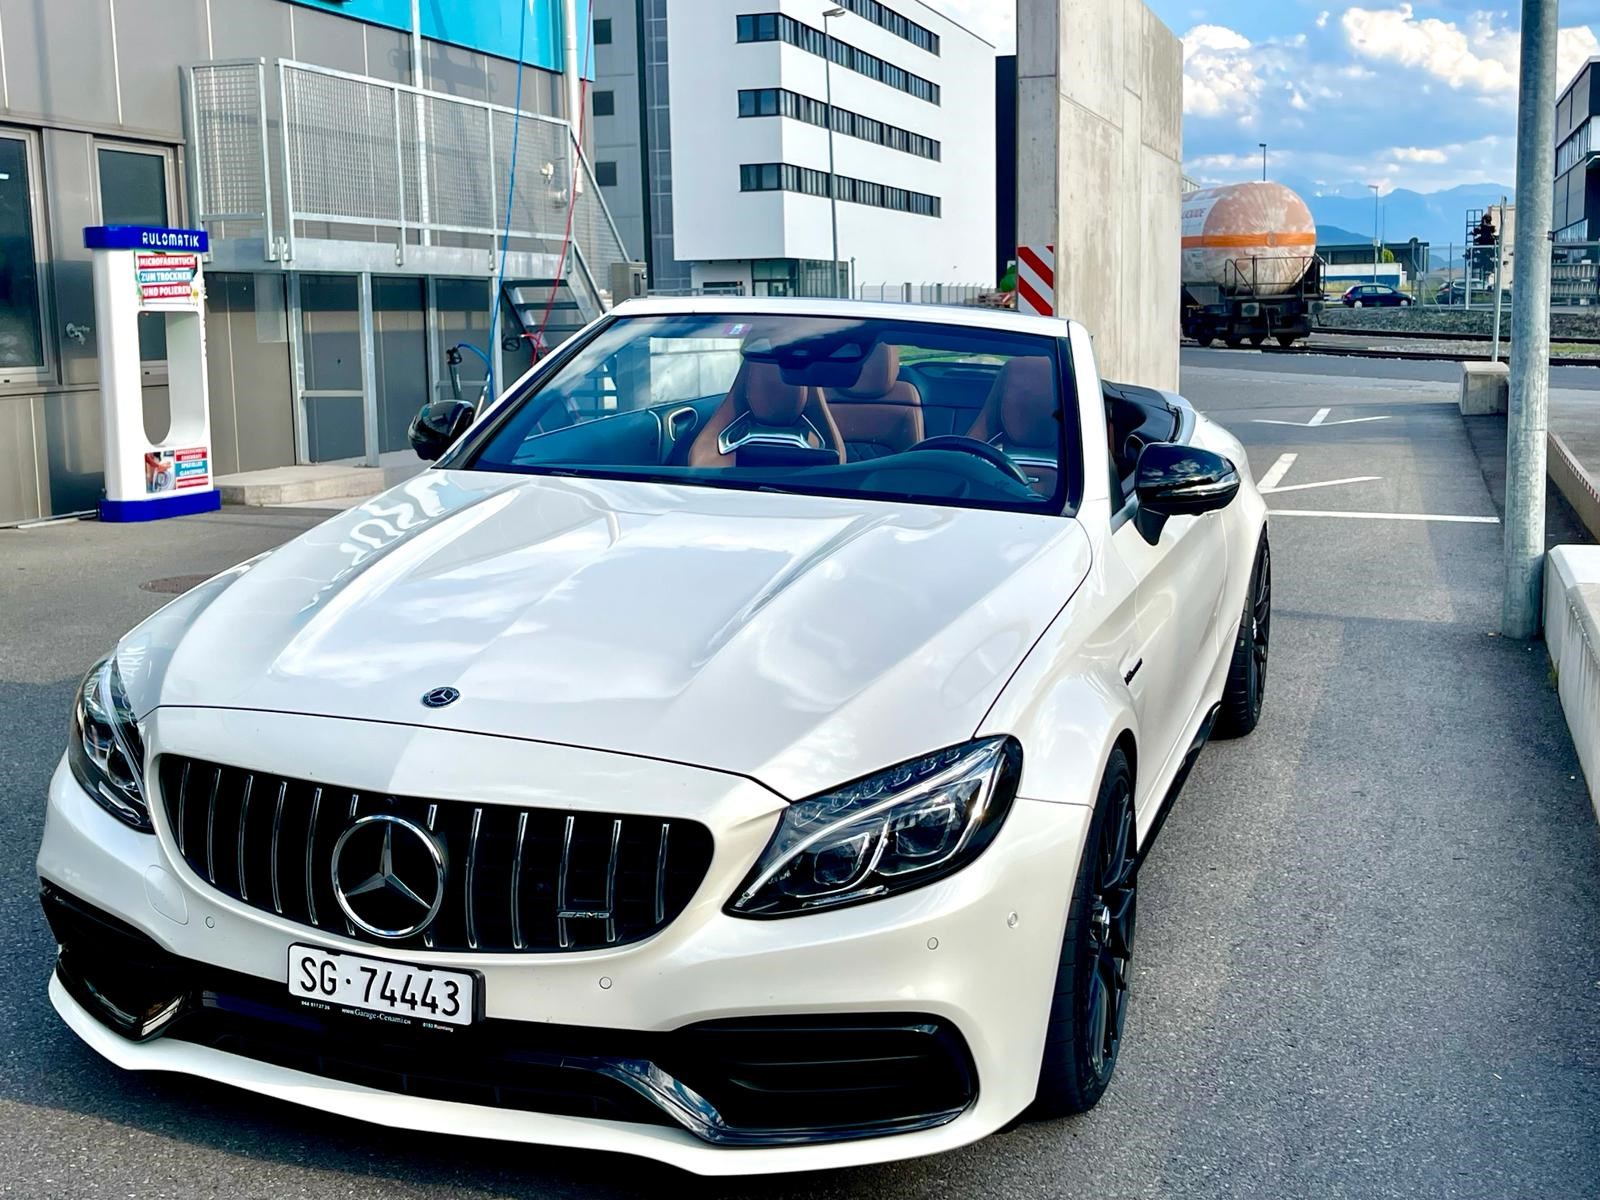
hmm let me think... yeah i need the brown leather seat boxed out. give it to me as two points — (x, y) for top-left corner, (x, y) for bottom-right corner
(965, 356), (1060, 494)
(687, 360), (844, 468)
(823, 345), (924, 461)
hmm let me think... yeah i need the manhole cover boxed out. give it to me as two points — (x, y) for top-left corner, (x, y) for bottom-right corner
(141, 574), (212, 595)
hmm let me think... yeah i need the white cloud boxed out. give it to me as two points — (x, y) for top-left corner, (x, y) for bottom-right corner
(1183, 24), (1261, 117)
(1342, 5), (1600, 94)
(1390, 146), (1448, 163)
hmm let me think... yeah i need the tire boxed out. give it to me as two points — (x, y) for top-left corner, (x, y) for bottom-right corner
(1248, 335), (1266, 348)
(1216, 532), (1272, 739)
(1353, 300), (1365, 308)
(1276, 335), (1298, 348)
(1032, 749), (1137, 1118)
(1224, 337), (1245, 350)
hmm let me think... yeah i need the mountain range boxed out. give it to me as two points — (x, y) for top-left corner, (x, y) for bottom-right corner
(1286, 178), (1514, 252)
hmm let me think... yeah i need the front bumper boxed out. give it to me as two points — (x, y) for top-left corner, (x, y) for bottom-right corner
(37, 710), (1091, 1175)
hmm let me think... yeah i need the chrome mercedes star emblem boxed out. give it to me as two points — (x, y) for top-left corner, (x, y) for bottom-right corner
(422, 686), (461, 709)
(331, 814), (446, 939)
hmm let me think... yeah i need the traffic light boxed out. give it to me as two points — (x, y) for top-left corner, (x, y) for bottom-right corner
(1470, 213), (1498, 276)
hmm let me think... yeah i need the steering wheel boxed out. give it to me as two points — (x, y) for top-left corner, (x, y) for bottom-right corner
(907, 436), (1033, 487)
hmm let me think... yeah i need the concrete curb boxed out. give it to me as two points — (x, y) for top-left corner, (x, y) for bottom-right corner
(1546, 547), (1600, 824)
(1548, 432), (1600, 543)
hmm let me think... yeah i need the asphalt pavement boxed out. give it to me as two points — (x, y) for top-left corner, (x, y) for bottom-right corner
(1, 353), (1597, 1198)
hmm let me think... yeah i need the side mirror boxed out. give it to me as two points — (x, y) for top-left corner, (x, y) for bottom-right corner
(408, 401), (476, 462)
(1133, 442), (1240, 545)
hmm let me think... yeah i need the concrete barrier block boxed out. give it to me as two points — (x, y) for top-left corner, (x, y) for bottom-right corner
(1546, 548), (1600, 824)
(1547, 546), (1600, 668)
(1459, 361), (1509, 415)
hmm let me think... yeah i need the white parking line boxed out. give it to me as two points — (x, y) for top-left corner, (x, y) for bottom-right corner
(1262, 476), (1382, 496)
(1257, 453), (1298, 491)
(1268, 509), (1500, 524)
(1255, 407), (1393, 428)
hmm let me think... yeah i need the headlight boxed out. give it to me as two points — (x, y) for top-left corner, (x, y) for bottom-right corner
(67, 655), (151, 831)
(727, 737), (1022, 918)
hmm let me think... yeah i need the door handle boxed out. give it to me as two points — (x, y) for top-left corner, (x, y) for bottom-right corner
(665, 407), (699, 443)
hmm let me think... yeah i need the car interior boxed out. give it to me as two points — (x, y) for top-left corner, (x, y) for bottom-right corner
(464, 317), (1178, 513)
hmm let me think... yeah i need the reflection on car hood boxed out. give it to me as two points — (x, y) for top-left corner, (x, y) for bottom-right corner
(127, 471), (1092, 799)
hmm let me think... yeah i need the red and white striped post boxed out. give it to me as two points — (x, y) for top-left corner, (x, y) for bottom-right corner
(1016, 245), (1056, 317)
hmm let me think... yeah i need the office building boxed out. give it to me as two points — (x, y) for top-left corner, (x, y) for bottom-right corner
(592, 0), (996, 297)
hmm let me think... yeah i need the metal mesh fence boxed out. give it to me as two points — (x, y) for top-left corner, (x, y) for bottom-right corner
(186, 59), (640, 310)
(190, 62), (271, 234)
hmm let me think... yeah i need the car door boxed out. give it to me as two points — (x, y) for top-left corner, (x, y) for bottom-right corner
(1106, 482), (1231, 799)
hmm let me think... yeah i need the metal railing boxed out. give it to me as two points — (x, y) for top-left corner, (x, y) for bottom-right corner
(186, 59), (633, 312)
(854, 282), (993, 306)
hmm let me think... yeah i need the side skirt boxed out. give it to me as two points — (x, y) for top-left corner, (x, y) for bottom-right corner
(1132, 702), (1222, 872)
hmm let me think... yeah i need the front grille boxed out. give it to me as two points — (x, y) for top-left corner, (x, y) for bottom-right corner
(157, 756), (715, 954)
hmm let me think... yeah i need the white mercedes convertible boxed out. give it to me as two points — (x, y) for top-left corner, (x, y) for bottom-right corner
(39, 299), (1270, 1175)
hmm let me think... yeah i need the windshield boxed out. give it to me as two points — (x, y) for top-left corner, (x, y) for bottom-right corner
(459, 313), (1074, 514)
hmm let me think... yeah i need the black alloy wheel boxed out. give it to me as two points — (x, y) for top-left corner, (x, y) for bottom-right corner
(1218, 533), (1272, 737)
(1084, 769), (1136, 1084)
(1032, 750), (1137, 1117)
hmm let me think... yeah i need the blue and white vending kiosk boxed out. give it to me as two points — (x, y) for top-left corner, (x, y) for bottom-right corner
(83, 225), (221, 521)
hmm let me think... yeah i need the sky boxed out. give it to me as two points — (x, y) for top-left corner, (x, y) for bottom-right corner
(930, 1), (1600, 196)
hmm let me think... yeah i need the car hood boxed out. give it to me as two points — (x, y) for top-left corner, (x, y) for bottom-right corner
(120, 471), (1092, 800)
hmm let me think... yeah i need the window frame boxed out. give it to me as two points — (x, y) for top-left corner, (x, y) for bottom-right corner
(0, 125), (55, 390)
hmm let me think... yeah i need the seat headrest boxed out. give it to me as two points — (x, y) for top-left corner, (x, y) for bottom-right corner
(838, 345), (901, 399)
(995, 357), (1059, 449)
(742, 361), (809, 424)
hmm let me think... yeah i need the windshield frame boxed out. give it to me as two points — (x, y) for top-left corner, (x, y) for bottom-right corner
(439, 311), (1085, 519)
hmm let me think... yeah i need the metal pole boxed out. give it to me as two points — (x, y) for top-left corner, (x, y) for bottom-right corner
(1492, 196), (1507, 362)
(823, 8), (843, 298)
(1504, 0), (1559, 640)
(1371, 184), (1380, 282)
(1260, 142), (1267, 181)
(563, 0), (582, 138)
(411, 0), (431, 247)
(358, 272), (380, 468)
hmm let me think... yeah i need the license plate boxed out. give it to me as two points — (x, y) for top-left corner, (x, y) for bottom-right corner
(288, 945), (477, 1027)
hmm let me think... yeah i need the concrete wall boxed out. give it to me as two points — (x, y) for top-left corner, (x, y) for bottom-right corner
(1016, 0), (1182, 391)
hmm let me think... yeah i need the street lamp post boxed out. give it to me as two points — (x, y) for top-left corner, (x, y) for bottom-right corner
(1370, 184), (1381, 283)
(1259, 143), (1267, 182)
(823, 7), (846, 298)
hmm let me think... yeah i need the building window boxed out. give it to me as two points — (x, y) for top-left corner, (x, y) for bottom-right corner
(835, 0), (940, 55)
(751, 258), (846, 298)
(595, 160), (619, 187)
(736, 88), (940, 160)
(594, 18), (612, 45)
(0, 132), (46, 374)
(735, 13), (940, 105)
(1557, 119), (1592, 176)
(593, 90), (616, 117)
(739, 162), (941, 217)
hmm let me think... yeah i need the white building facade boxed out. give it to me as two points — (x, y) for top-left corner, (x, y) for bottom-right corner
(592, 0), (996, 297)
